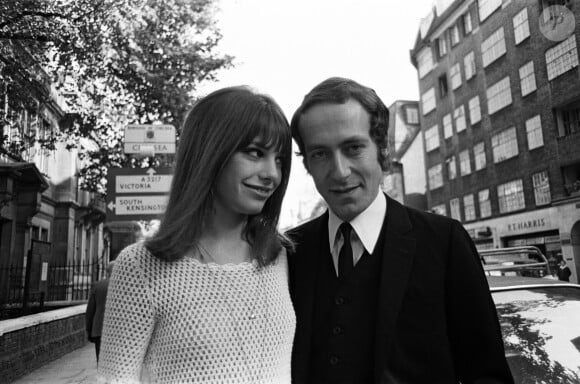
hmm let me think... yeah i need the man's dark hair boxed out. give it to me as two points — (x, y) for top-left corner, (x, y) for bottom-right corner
(290, 77), (390, 171)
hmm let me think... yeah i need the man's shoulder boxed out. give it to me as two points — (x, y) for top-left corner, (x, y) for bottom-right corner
(285, 213), (326, 242)
(397, 201), (458, 232)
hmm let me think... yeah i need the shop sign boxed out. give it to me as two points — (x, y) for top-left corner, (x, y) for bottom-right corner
(500, 208), (558, 236)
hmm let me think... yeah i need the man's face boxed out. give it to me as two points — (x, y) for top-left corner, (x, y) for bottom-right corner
(298, 99), (383, 222)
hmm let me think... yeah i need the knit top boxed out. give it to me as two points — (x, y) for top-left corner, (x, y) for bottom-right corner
(98, 242), (296, 384)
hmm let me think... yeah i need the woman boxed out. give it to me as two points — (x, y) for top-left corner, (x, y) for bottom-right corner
(99, 86), (295, 383)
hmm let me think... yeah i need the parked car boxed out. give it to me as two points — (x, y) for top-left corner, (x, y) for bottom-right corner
(481, 247), (580, 383)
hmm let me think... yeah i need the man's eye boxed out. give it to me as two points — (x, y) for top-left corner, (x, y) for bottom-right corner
(309, 150), (326, 160)
(346, 145), (363, 155)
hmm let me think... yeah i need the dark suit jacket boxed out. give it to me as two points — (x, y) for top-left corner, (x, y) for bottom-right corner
(287, 196), (513, 384)
(86, 279), (109, 338)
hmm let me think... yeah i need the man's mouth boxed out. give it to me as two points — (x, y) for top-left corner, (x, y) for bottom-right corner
(329, 185), (358, 195)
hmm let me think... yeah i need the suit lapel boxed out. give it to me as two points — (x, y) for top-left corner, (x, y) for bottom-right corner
(374, 196), (416, 378)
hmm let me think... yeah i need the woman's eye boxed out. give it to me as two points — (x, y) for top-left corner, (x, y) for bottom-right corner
(244, 148), (263, 158)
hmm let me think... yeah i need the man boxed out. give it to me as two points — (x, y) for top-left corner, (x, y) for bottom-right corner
(287, 77), (513, 383)
(557, 259), (572, 282)
(86, 261), (115, 362)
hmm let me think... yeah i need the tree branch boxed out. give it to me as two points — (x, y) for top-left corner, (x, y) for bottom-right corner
(0, 10), (68, 30)
(0, 33), (55, 43)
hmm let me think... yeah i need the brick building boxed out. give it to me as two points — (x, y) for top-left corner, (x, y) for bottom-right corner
(383, 100), (427, 210)
(410, 0), (580, 282)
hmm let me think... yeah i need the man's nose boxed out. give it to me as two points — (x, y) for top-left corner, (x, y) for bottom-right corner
(330, 154), (351, 179)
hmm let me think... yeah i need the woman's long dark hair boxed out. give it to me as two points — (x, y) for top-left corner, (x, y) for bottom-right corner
(145, 86), (293, 265)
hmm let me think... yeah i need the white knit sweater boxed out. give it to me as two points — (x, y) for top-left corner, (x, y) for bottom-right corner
(98, 243), (296, 384)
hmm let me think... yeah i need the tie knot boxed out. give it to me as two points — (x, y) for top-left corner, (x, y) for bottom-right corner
(339, 222), (352, 240)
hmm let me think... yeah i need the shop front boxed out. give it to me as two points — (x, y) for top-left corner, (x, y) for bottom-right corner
(463, 207), (564, 277)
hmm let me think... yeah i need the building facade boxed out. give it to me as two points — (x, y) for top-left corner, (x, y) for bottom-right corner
(383, 100), (427, 210)
(0, 44), (108, 305)
(410, 0), (580, 282)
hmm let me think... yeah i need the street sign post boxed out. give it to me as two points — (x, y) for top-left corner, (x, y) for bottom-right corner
(106, 167), (173, 221)
(123, 124), (176, 154)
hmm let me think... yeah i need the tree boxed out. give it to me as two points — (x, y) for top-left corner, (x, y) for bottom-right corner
(0, 0), (232, 193)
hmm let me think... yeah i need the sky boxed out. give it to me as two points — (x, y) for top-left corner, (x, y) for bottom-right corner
(199, 0), (439, 227)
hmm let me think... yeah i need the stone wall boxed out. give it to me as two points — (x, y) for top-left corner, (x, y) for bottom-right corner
(0, 305), (87, 383)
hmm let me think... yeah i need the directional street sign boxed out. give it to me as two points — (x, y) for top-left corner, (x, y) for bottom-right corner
(106, 167), (173, 222)
(124, 124), (176, 154)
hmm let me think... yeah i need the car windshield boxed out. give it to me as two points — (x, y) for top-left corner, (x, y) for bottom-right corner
(492, 286), (580, 383)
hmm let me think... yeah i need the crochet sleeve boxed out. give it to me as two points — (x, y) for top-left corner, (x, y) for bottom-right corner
(98, 245), (155, 383)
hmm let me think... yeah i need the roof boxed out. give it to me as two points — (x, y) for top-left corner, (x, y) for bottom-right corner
(410, 0), (469, 57)
(0, 162), (49, 191)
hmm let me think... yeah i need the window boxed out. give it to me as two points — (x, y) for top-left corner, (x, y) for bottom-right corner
(463, 12), (473, 35)
(425, 124), (440, 151)
(454, 105), (466, 132)
(469, 96), (482, 124)
(525, 115), (544, 149)
(450, 63), (462, 90)
(482, 27), (506, 67)
(450, 198), (461, 220)
(417, 47), (434, 79)
(421, 87), (436, 115)
(406, 107), (419, 124)
(438, 36), (447, 57)
(546, 35), (579, 81)
(474, 141), (487, 170)
(432, 204), (447, 216)
(487, 76), (512, 115)
(443, 113), (453, 139)
(428, 164), (443, 190)
(464, 51), (476, 80)
(450, 25), (460, 46)
(447, 156), (457, 180)
(513, 8), (530, 44)
(479, 0), (502, 22)
(459, 149), (472, 176)
(478, 189), (492, 218)
(492, 126), (518, 163)
(31, 225), (49, 242)
(464, 194), (476, 221)
(519, 61), (536, 96)
(532, 171), (551, 205)
(556, 107), (580, 136)
(439, 74), (449, 98)
(498, 179), (525, 213)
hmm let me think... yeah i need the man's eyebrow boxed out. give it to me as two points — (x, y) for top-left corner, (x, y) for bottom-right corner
(304, 143), (328, 152)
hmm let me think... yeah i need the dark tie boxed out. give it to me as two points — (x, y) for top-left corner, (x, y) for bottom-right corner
(338, 222), (354, 280)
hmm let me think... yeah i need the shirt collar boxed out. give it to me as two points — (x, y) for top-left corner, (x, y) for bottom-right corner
(328, 190), (387, 254)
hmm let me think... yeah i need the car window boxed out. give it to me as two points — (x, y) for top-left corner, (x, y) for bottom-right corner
(493, 287), (580, 383)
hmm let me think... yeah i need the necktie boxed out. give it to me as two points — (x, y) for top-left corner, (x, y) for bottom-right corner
(338, 222), (354, 280)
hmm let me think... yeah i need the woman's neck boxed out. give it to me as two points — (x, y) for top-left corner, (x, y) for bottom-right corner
(199, 211), (251, 264)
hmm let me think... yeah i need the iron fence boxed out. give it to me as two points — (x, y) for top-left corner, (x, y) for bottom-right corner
(0, 258), (108, 316)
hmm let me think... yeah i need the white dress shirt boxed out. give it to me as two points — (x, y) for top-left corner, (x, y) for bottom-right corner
(327, 190), (387, 276)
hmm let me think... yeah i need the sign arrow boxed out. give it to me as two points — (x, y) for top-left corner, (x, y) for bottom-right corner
(146, 168), (156, 176)
(107, 201), (115, 212)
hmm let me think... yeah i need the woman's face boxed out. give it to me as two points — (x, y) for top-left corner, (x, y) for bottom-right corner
(212, 139), (284, 220)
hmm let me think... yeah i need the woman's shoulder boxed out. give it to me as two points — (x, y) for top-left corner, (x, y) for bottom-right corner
(115, 242), (157, 269)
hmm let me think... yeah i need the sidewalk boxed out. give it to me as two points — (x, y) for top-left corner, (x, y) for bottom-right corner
(13, 343), (98, 384)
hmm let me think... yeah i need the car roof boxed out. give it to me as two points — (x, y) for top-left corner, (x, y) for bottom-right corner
(487, 275), (580, 290)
